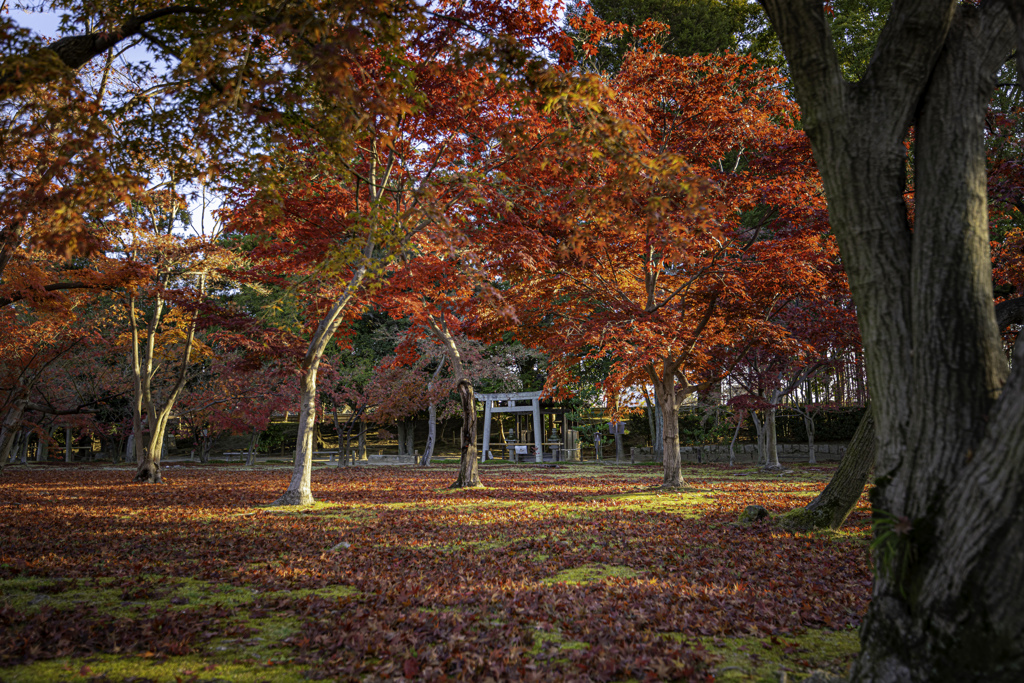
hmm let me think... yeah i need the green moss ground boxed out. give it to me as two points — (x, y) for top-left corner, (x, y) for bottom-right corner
(701, 628), (860, 681)
(0, 654), (309, 683)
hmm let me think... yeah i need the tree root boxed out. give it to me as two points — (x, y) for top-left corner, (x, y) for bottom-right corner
(272, 489), (314, 506)
(135, 463), (162, 484)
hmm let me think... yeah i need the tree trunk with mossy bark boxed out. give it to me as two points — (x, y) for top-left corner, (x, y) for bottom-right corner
(449, 379), (481, 488)
(761, 2), (1024, 678)
(778, 406), (875, 532)
(650, 364), (683, 487)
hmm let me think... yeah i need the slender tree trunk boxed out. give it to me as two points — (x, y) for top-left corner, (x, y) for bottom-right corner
(613, 430), (624, 461)
(18, 428), (29, 464)
(396, 419), (406, 456)
(643, 389), (656, 448)
(800, 408), (817, 464)
(422, 359), (445, 467)
(36, 429), (49, 462)
(779, 407), (875, 532)
(245, 429), (260, 466)
(272, 257), (370, 505)
(729, 413), (743, 466)
(423, 402), (438, 466)
(332, 406), (343, 466)
(405, 419), (415, 462)
(199, 429), (211, 463)
(765, 406), (781, 468)
(653, 391), (665, 460)
(450, 379), (481, 488)
(750, 411), (765, 464)
(276, 369), (318, 505)
(357, 420), (366, 461)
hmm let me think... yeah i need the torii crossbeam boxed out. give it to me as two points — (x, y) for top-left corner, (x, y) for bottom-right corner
(475, 391), (544, 463)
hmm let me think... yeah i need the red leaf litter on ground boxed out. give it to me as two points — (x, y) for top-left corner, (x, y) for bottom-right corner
(0, 463), (871, 681)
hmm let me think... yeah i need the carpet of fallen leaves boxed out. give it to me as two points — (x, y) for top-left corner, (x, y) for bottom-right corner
(0, 462), (872, 682)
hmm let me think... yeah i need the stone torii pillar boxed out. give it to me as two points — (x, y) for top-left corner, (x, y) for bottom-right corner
(481, 400), (492, 462)
(476, 391), (545, 464)
(531, 397), (543, 462)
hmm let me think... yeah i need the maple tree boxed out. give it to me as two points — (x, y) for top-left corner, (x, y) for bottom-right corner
(374, 255), (503, 487)
(224, 0), (605, 501)
(729, 277), (860, 468)
(491, 16), (838, 489)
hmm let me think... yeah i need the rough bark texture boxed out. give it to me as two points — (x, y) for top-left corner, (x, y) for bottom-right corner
(423, 403), (437, 466)
(765, 406), (781, 468)
(35, 431), (48, 462)
(750, 411), (766, 464)
(778, 407), (875, 532)
(761, 1), (1023, 679)
(652, 369), (683, 488)
(728, 416), (742, 466)
(396, 419), (407, 456)
(450, 380), (481, 488)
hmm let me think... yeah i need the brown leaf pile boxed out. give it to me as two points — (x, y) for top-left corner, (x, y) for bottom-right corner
(0, 464), (871, 681)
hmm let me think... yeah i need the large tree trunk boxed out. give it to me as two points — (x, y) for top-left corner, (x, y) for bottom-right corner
(779, 406), (875, 532)
(652, 370), (683, 488)
(450, 379), (481, 488)
(0, 401), (27, 464)
(762, 3), (1022, 679)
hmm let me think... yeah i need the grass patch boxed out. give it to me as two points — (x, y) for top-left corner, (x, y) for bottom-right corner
(0, 576), (356, 616)
(689, 628), (859, 681)
(530, 629), (591, 656)
(0, 654), (308, 683)
(592, 488), (713, 517)
(543, 563), (640, 584)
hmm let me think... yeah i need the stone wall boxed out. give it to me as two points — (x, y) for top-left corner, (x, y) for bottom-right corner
(630, 443), (848, 464)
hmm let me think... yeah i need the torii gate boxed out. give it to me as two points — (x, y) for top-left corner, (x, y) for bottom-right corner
(476, 391), (544, 463)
